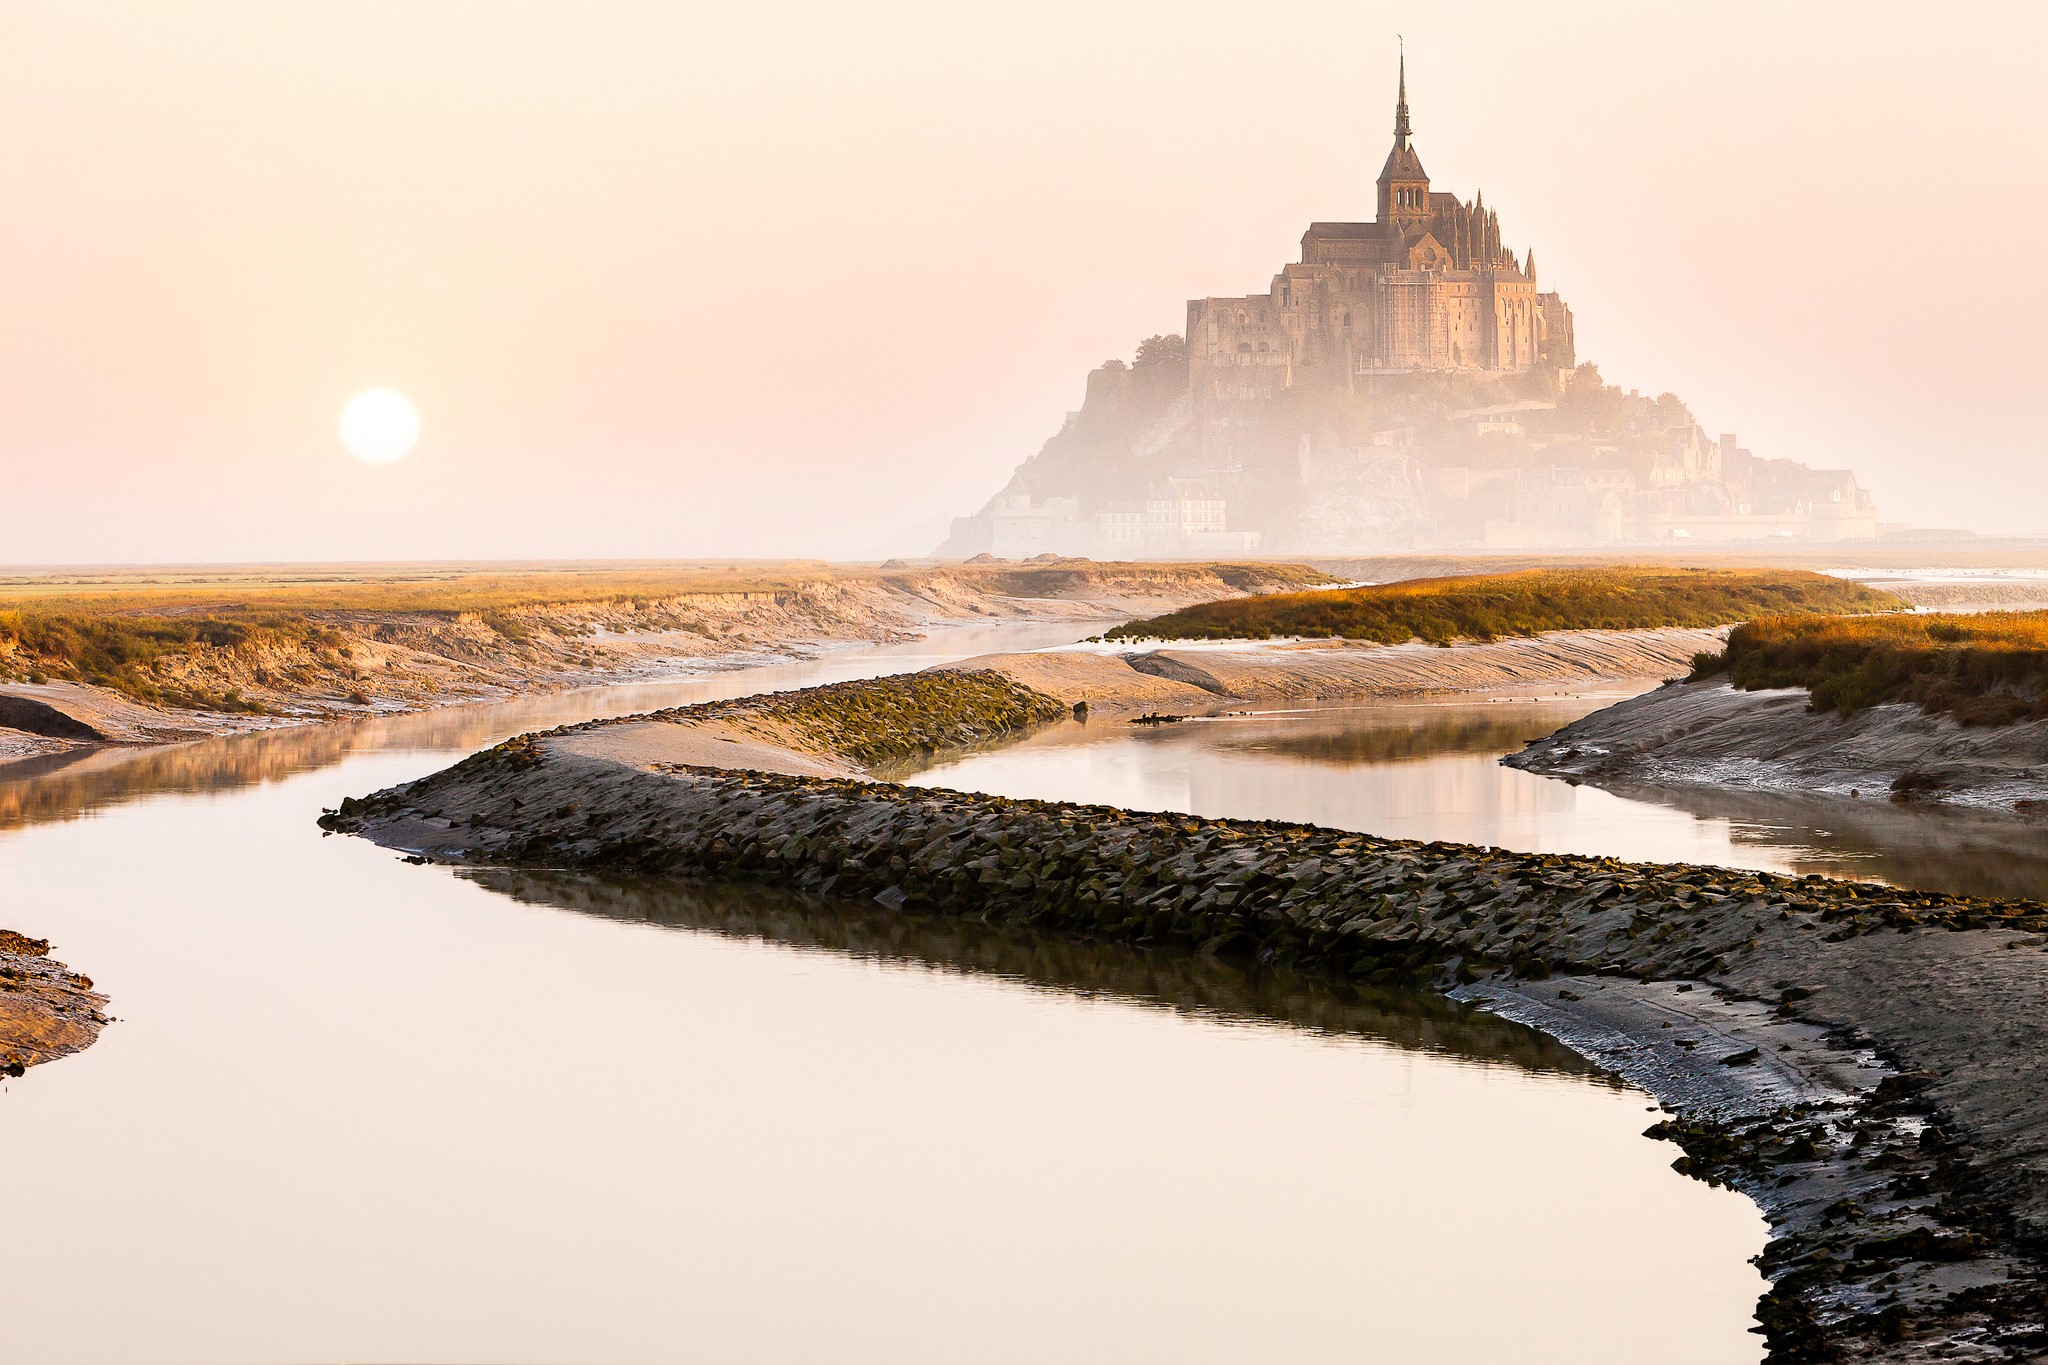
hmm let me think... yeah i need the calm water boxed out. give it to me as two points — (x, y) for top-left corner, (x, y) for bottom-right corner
(913, 694), (2048, 901)
(1, 629), (1792, 1365)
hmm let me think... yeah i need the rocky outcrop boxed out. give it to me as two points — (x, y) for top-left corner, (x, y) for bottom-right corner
(0, 930), (107, 1076)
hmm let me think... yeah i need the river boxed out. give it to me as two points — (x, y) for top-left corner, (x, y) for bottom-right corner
(1, 624), (1810, 1364)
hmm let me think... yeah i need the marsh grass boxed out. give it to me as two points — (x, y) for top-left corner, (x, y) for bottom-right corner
(753, 671), (1070, 769)
(1695, 611), (2048, 725)
(0, 560), (1326, 707)
(0, 608), (322, 707)
(1105, 567), (1902, 644)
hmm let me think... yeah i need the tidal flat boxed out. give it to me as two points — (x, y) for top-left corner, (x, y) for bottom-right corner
(325, 663), (2048, 1361)
(0, 622), (1779, 1365)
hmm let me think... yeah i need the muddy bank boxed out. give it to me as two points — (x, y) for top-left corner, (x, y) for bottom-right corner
(329, 664), (2048, 1358)
(1510, 679), (2048, 816)
(0, 930), (107, 1077)
(958, 625), (1721, 710)
(0, 560), (1325, 764)
(1881, 579), (2048, 613)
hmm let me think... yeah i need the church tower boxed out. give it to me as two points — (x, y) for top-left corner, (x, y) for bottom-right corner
(1375, 46), (1429, 231)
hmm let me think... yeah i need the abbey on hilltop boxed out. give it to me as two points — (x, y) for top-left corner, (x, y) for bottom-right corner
(941, 56), (1876, 558)
(1189, 50), (1572, 390)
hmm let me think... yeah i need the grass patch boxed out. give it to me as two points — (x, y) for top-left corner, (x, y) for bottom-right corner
(1103, 568), (1902, 644)
(751, 671), (1069, 769)
(1693, 611), (2048, 725)
(0, 608), (328, 707)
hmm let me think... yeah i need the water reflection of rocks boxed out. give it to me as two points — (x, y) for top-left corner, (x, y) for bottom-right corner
(1209, 707), (1579, 766)
(0, 667), (851, 833)
(466, 867), (1608, 1080)
(1594, 778), (2048, 902)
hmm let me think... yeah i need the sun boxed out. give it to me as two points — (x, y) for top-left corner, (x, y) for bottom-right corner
(339, 388), (420, 464)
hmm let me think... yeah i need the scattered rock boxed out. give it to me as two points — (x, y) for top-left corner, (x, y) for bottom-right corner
(0, 929), (108, 1075)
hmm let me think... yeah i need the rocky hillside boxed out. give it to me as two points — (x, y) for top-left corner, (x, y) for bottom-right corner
(942, 339), (1878, 555)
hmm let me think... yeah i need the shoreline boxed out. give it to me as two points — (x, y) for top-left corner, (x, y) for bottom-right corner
(323, 662), (2048, 1360)
(0, 560), (1327, 768)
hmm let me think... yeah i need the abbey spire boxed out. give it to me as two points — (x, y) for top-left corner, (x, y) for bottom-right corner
(1376, 42), (1429, 225)
(1393, 41), (1412, 148)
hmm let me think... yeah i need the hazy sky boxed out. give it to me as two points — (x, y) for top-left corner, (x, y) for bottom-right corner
(2, 1), (2043, 563)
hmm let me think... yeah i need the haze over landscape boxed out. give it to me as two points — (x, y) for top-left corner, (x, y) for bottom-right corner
(16, 9), (2048, 1362)
(3, 0), (2044, 563)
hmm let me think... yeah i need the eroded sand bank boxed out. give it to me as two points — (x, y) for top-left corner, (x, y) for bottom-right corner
(960, 625), (1722, 708)
(0, 562), (1323, 765)
(1511, 678), (2048, 815)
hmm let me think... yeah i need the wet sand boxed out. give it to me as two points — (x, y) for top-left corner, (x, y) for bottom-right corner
(1512, 678), (2048, 816)
(961, 626), (1723, 709)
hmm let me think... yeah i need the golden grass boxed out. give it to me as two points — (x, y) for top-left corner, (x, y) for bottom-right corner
(0, 559), (1322, 615)
(1104, 567), (1903, 644)
(0, 563), (859, 614)
(0, 559), (1329, 706)
(1696, 610), (2048, 725)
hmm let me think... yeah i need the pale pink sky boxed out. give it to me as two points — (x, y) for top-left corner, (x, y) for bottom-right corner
(2, 1), (2042, 563)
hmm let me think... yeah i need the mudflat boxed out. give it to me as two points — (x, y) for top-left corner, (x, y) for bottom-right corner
(960, 626), (1722, 708)
(1512, 678), (2048, 814)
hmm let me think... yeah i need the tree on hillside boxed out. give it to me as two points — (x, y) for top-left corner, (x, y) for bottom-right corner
(1134, 334), (1187, 375)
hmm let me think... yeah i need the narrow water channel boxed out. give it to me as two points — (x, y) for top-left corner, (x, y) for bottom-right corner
(912, 693), (2048, 901)
(0, 629), (1781, 1364)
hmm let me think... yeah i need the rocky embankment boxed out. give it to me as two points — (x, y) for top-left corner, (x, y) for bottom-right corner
(1511, 679), (2048, 816)
(0, 931), (107, 1077)
(324, 668), (2048, 1361)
